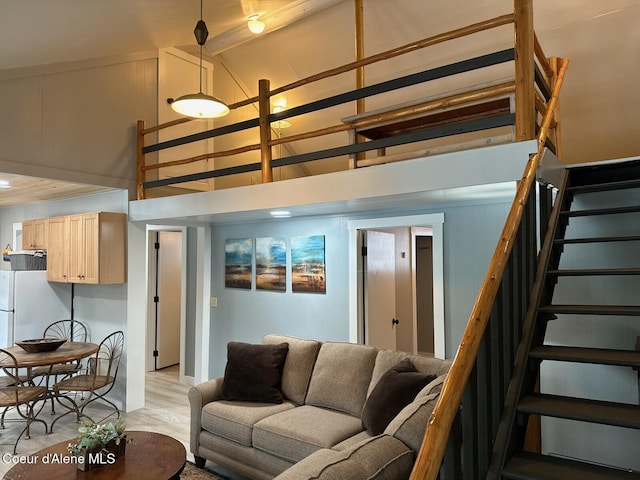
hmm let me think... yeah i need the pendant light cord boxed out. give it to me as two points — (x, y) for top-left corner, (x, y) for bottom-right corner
(199, 0), (204, 94)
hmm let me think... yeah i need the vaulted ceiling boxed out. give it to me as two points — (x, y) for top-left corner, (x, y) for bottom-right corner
(1, 0), (638, 206)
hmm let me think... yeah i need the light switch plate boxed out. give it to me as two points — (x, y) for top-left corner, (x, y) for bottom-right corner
(210, 297), (218, 307)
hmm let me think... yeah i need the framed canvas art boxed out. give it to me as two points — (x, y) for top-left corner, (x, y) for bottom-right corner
(225, 238), (253, 289)
(256, 237), (286, 291)
(291, 235), (326, 293)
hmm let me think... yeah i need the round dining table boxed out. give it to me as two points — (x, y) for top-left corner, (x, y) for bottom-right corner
(0, 342), (99, 373)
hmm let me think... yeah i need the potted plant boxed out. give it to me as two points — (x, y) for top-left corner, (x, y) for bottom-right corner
(67, 418), (129, 471)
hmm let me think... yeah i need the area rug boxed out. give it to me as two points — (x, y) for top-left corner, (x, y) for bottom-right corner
(181, 462), (232, 479)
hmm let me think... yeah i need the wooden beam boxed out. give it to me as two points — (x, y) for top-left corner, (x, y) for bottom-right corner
(259, 79), (274, 183)
(514, 0), (535, 141)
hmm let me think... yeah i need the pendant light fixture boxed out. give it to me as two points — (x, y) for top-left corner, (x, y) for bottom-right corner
(170, 0), (229, 119)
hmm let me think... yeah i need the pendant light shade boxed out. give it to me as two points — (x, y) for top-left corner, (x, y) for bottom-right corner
(171, 93), (230, 118)
(171, 0), (229, 119)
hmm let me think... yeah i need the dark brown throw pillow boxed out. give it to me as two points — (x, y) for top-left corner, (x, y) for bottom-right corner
(362, 358), (436, 435)
(222, 341), (289, 404)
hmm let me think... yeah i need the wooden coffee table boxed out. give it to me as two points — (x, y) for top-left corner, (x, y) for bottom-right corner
(3, 431), (186, 480)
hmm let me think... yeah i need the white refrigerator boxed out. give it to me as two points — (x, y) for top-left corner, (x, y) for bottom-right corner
(0, 270), (72, 347)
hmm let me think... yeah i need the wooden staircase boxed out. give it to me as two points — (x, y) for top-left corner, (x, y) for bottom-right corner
(501, 159), (640, 479)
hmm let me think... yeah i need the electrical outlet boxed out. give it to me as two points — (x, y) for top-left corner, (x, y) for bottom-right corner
(210, 297), (218, 307)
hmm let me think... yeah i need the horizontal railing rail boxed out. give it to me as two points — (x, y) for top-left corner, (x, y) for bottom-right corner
(136, 13), (540, 199)
(141, 48), (517, 190)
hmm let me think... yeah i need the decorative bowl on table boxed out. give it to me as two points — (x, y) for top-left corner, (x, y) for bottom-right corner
(15, 338), (67, 353)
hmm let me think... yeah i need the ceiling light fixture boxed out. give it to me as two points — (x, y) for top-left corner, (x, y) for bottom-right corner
(272, 99), (292, 129)
(270, 210), (291, 218)
(0, 181), (10, 189)
(247, 14), (265, 34)
(170, 0), (229, 119)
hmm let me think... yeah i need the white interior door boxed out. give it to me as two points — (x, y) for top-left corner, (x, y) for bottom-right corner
(156, 231), (182, 369)
(364, 230), (397, 350)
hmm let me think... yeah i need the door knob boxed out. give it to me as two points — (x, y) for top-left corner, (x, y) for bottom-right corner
(392, 318), (399, 326)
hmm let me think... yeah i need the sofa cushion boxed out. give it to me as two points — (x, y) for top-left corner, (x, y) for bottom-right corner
(253, 405), (364, 463)
(362, 358), (435, 435)
(385, 373), (447, 453)
(202, 399), (296, 446)
(262, 334), (321, 405)
(199, 430), (295, 479)
(305, 342), (378, 416)
(367, 349), (451, 397)
(272, 434), (414, 480)
(222, 341), (289, 403)
(332, 431), (372, 452)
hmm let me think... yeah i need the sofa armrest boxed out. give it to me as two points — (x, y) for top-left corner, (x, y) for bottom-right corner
(188, 377), (224, 456)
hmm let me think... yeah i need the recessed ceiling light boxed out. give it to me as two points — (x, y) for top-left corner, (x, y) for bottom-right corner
(0, 180), (11, 189)
(270, 210), (291, 218)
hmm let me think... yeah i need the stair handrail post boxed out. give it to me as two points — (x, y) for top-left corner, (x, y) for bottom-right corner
(409, 57), (568, 480)
(514, 0), (535, 141)
(259, 78), (274, 183)
(136, 120), (146, 200)
(550, 57), (565, 160)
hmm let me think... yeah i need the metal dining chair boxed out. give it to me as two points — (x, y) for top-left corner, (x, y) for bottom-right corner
(0, 348), (48, 453)
(27, 319), (89, 414)
(50, 330), (124, 431)
(29, 319), (89, 380)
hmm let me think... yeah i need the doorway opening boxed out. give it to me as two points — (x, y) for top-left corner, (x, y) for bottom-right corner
(146, 227), (186, 380)
(348, 213), (445, 358)
(152, 230), (182, 370)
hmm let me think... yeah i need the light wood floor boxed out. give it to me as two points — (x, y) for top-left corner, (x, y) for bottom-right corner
(0, 366), (191, 477)
(0, 366), (250, 479)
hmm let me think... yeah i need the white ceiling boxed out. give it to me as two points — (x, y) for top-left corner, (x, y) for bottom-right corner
(1, 0), (639, 207)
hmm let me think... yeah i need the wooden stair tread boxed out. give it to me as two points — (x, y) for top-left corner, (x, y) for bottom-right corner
(567, 178), (640, 194)
(539, 305), (640, 315)
(529, 346), (640, 367)
(547, 267), (640, 276)
(518, 393), (640, 429)
(569, 159), (640, 188)
(504, 452), (640, 480)
(561, 205), (640, 217)
(555, 235), (640, 245)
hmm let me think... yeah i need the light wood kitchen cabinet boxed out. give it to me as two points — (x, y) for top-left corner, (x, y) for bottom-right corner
(46, 216), (69, 282)
(46, 212), (126, 284)
(21, 218), (48, 249)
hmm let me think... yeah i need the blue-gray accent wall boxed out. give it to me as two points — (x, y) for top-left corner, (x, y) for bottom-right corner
(207, 198), (513, 378)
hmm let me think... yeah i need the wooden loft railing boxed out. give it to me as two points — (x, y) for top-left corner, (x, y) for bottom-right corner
(409, 58), (569, 480)
(135, 0), (559, 200)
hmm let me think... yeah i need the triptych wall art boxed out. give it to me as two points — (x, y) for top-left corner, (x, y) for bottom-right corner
(225, 235), (326, 294)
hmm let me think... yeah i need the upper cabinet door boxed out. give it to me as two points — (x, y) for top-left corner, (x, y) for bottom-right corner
(46, 216), (69, 283)
(67, 214), (84, 283)
(21, 218), (48, 250)
(81, 213), (100, 284)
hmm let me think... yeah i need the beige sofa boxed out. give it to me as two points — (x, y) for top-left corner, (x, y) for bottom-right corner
(188, 334), (451, 480)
